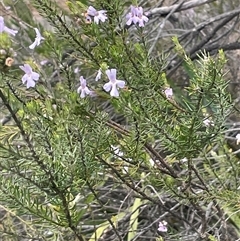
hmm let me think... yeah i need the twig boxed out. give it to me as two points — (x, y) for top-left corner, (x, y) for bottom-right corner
(148, 0), (216, 16)
(148, 1), (185, 55)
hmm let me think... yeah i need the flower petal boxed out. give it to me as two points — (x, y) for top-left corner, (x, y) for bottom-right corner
(23, 64), (32, 74)
(142, 16), (149, 22)
(98, 14), (107, 23)
(132, 16), (139, 24)
(80, 87), (91, 98)
(106, 69), (116, 82)
(116, 80), (125, 88)
(84, 87), (91, 95)
(4, 26), (18, 36)
(138, 20), (144, 27)
(29, 40), (37, 50)
(103, 82), (112, 92)
(80, 90), (86, 98)
(0, 16), (4, 32)
(99, 10), (107, 14)
(126, 18), (133, 26)
(93, 16), (100, 24)
(87, 6), (97, 16)
(34, 28), (41, 38)
(21, 74), (28, 84)
(110, 84), (119, 97)
(80, 76), (86, 87)
(29, 28), (44, 49)
(77, 86), (82, 94)
(26, 78), (36, 89)
(31, 72), (40, 81)
(95, 69), (102, 81)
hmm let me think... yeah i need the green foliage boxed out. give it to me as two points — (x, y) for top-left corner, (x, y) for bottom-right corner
(0, 0), (239, 241)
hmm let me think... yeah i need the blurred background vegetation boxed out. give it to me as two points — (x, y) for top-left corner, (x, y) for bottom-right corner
(1, 0), (240, 241)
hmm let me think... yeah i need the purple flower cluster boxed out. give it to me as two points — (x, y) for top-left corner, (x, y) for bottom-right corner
(75, 5), (149, 98)
(78, 68), (126, 98)
(84, 5), (149, 27)
(126, 5), (149, 27)
(1, 5), (171, 101)
(0, 15), (45, 88)
(0, 16), (43, 88)
(0, 16), (44, 50)
(0, 3), (149, 91)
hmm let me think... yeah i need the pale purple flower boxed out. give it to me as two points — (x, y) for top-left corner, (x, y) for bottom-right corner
(29, 28), (45, 49)
(95, 69), (102, 81)
(158, 220), (168, 232)
(126, 5), (139, 25)
(0, 16), (18, 36)
(87, 6), (107, 24)
(77, 76), (91, 98)
(19, 64), (40, 88)
(103, 69), (125, 97)
(136, 7), (149, 27)
(126, 5), (148, 27)
(164, 87), (173, 99)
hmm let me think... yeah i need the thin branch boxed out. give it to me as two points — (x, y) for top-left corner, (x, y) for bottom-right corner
(148, 0), (185, 55)
(148, 0), (216, 16)
(167, 9), (240, 77)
